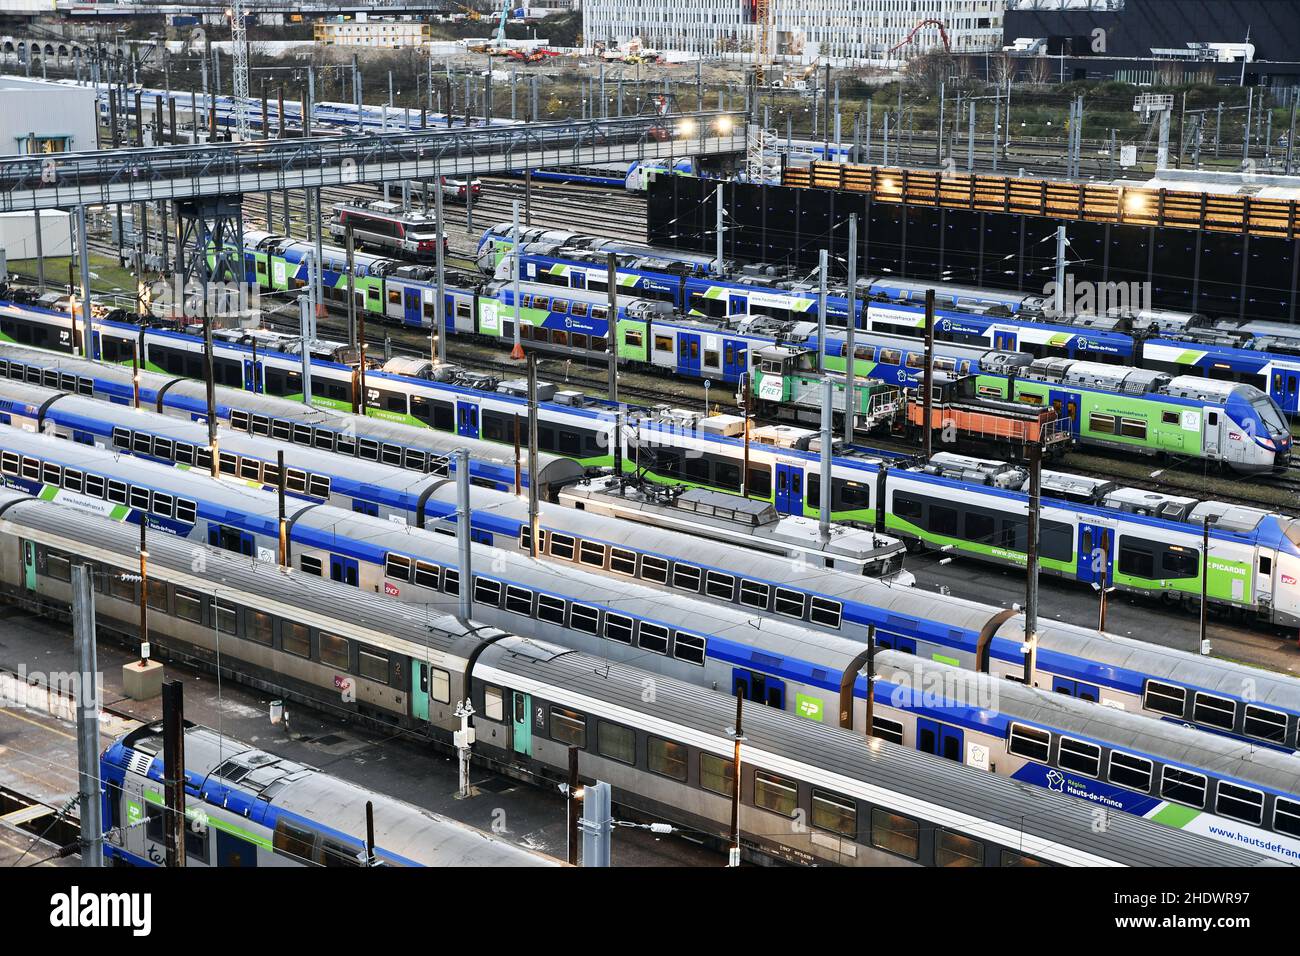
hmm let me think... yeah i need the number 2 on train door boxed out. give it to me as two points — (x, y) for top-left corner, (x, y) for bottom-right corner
(511, 692), (532, 757)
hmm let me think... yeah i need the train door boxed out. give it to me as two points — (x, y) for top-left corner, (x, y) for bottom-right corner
(243, 358), (257, 392)
(774, 463), (804, 515)
(916, 718), (964, 763)
(456, 402), (479, 439)
(1203, 408), (1221, 458)
(403, 287), (422, 327)
(728, 292), (748, 316)
(678, 333), (701, 377)
(1048, 389), (1081, 436)
(214, 829), (258, 867)
(511, 691), (532, 757)
(875, 634), (917, 655)
(121, 776), (147, 862)
(722, 339), (747, 382)
(329, 555), (359, 587)
(1076, 524), (1111, 586)
(1280, 370), (1300, 415)
(731, 668), (786, 709)
(411, 663), (431, 722)
(1052, 677), (1101, 703)
(993, 330), (1017, 351)
(21, 541), (36, 592)
(570, 271), (587, 291)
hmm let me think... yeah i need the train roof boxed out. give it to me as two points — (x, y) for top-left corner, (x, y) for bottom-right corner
(476, 640), (1276, 867)
(114, 724), (555, 867)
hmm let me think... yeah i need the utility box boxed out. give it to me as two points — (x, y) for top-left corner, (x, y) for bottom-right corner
(0, 209), (71, 260)
(122, 660), (164, 700)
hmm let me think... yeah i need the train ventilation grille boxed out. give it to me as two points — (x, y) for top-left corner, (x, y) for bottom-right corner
(126, 749), (154, 777)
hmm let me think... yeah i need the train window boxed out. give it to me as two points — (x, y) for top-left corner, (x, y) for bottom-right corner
(871, 716), (904, 745)
(213, 599), (238, 636)
(893, 493), (923, 522)
(318, 633), (350, 670)
(300, 555), (323, 576)
(1143, 680), (1186, 717)
(382, 444), (403, 466)
(414, 562), (440, 589)
(1160, 767), (1207, 809)
(175, 443), (194, 466)
(238, 458), (261, 482)
(624, 330), (643, 349)
(196, 448), (215, 472)
(41, 462), (61, 486)
(112, 427), (131, 450)
(654, 335), (673, 353)
(176, 500), (197, 524)
(550, 706), (586, 747)
(746, 464), (772, 498)
(637, 622), (669, 654)
(308, 476), (331, 499)
(483, 686), (504, 721)
(604, 613), (634, 645)
(965, 512), (995, 542)
(1260, 555), (1273, 578)
(404, 449), (426, 471)
(312, 429), (335, 452)
(578, 540), (606, 567)
(1088, 413), (1117, 435)
(473, 577), (502, 606)
(1057, 737), (1101, 777)
(591, 307), (608, 323)
(1118, 543), (1155, 579)
(273, 820), (317, 865)
(62, 468), (82, 493)
(271, 420), (293, 442)
(878, 349), (901, 366)
(673, 632), (706, 665)
(45, 551), (71, 582)
(870, 808), (920, 861)
(336, 434), (357, 458)
(927, 505), (959, 536)
(1107, 751), (1153, 792)
(1275, 798), (1300, 839)
(385, 554), (412, 581)
(0, 451), (16, 476)
(1162, 411), (1179, 425)
(700, 752), (735, 796)
(552, 299), (570, 315)
(1119, 418), (1147, 440)
(505, 585), (533, 616)
(1000, 849), (1048, 867)
(812, 789), (858, 838)
(705, 570), (734, 599)
(571, 603), (599, 634)
(608, 547), (636, 576)
(672, 563), (702, 592)
(358, 439), (379, 461)
(537, 594), (566, 625)
(283, 623), (310, 658)
(648, 737), (688, 781)
(1192, 692), (1236, 730)
(754, 770), (798, 817)
(283, 469), (305, 494)
(131, 432), (152, 455)
(443, 569), (460, 596)
(358, 649), (389, 683)
(740, 580), (770, 609)
(1243, 705), (1288, 744)
(549, 533), (575, 560)
(641, 556), (668, 584)
(153, 493), (173, 519)
(597, 721), (636, 764)
(532, 296), (551, 312)
(774, 587), (806, 618)
(935, 829), (985, 867)
(809, 597), (843, 629)
(1008, 723), (1051, 763)
(85, 474), (106, 499)
(109, 570), (136, 603)
(904, 352), (924, 370)
(1216, 782), (1264, 827)
(20, 456), (40, 481)
(146, 581), (168, 612)
(248, 611), (274, 647)
(107, 480), (128, 505)
(154, 438), (174, 461)
(427, 667), (451, 704)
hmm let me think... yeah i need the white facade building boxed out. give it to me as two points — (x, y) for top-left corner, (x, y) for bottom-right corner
(0, 76), (97, 155)
(582, 0), (1005, 63)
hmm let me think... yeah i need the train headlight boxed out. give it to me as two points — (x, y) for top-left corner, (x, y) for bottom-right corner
(716, 115), (734, 135)
(677, 118), (697, 138)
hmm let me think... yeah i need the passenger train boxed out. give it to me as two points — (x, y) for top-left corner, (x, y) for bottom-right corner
(3, 362), (1296, 757)
(4, 485), (1260, 866)
(101, 723), (558, 867)
(491, 233), (1300, 419)
(2, 332), (1300, 631)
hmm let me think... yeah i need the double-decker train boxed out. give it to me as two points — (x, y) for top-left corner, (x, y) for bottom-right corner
(5, 485), (1263, 866)
(2, 332), (1299, 630)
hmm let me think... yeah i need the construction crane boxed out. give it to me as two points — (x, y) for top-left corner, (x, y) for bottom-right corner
(888, 18), (951, 55)
(230, 0), (250, 140)
(752, 0), (772, 86)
